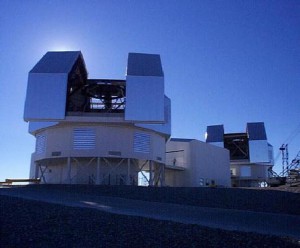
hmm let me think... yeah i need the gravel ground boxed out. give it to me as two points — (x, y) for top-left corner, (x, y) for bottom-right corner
(0, 185), (299, 247)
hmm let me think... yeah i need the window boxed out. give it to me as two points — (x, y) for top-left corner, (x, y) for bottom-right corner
(199, 178), (204, 186)
(230, 168), (237, 176)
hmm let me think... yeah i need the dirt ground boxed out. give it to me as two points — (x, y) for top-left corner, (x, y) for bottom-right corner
(0, 185), (299, 247)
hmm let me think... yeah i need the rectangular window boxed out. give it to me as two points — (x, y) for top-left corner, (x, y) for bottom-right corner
(199, 178), (204, 186)
(134, 132), (150, 153)
(73, 128), (96, 150)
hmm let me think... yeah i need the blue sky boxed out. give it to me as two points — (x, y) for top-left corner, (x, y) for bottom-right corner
(0, 0), (299, 180)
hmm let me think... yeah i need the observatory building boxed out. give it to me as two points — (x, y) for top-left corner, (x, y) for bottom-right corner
(24, 51), (231, 187)
(24, 51), (170, 186)
(206, 123), (274, 187)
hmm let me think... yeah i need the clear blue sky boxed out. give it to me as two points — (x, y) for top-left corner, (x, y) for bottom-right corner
(0, 0), (299, 180)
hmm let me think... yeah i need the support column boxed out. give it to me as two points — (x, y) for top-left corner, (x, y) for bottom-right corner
(39, 163), (47, 184)
(96, 157), (101, 185)
(161, 164), (165, 187)
(149, 160), (154, 186)
(67, 157), (71, 184)
(34, 162), (39, 179)
(127, 158), (131, 185)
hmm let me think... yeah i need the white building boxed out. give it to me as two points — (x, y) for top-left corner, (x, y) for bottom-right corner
(206, 123), (274, 187)
(165, 139), (231, 187)
(24, 51), (231, 187)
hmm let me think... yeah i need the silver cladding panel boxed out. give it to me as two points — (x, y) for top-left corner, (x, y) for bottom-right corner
(30, 51), (81, 73)
(249, 140), (269, 163)
(206, 125), (224, 143)
(24, 73), (68, 121)
(268, 144), (274, 165)
(247, 122), (267, 140)
(127, 53), (164, 77)
(125, 75), (165, 122)
(136, 96), (171, 136)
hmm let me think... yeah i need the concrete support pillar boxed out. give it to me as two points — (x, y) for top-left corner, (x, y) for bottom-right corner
(96, 157), (101, 185)
(127, 158), (131, 185)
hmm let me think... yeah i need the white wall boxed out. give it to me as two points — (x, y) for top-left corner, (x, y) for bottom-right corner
(31, 123), (166, 164)
(190, 140), (231, 187)
(165, 140), (231, 187)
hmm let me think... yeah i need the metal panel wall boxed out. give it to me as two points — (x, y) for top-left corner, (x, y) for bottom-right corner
(127, 53), (164, 77)
(249, 140), (269, 163)
(24, 73), (68, 121)
(206, 125), (224, 143)
(135, 96), (171, 136)
(268, 144), (274, 165)
(247, 122), (267, 140)
(30, 51), (81, 73)
(125, 75), (165, 122)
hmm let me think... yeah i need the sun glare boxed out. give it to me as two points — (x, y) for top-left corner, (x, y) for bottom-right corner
(48, 40), (80, 52)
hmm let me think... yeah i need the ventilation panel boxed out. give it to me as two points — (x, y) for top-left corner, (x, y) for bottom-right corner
(134, 132), (151, 153)
(73, 128), (96, 150)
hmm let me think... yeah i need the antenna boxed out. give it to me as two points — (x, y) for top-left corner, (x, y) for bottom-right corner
(279, 144), (289, 176)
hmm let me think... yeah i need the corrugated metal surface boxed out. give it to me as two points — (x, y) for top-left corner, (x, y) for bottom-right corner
(30, 51), (81, 73)
(206, 125), (224, 143)
(35, 135), (46, 154)
(73, 128), (96, 150)
(133, 132), (150, 153)
(247, 122), (267, 140)
(127, 53), (164, 77)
